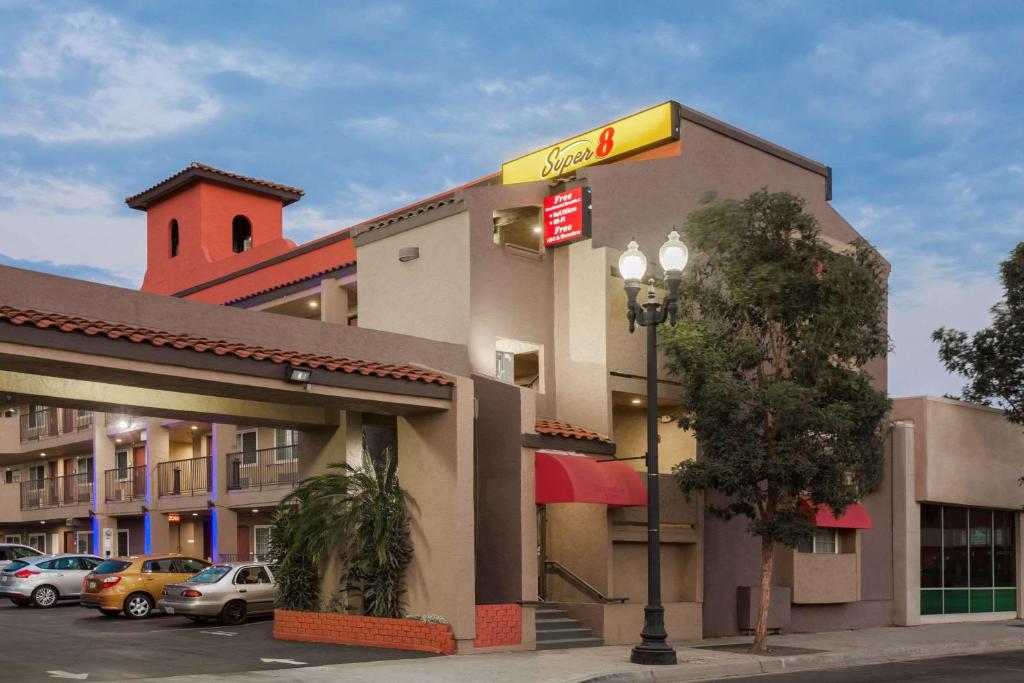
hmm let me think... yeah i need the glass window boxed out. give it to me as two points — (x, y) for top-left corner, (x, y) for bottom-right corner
(969, 508), (993, 587)
(943, 507), (968, 588)
(27, 534), (45, 552)
(79, 557), (100, 570)
(921, 504), (943, 588)
(994, 510), (1016, 588)
(94, 560), (131, 574)
(12, 547), (40, 559)
(274, 429), (298, 461)
(52, 557), (79, 571)
(188, 566), (231, 584)
(797, 527), (838, 554)
(234, 566), (271, 585)
(254, 526), (272, 560)
(175, 558), (210, 574)
(143, 558), (176, 573)
(493, 206), (542, 253)
(37, 559), (56, 570)
(237, 430), (257, 465)
(4, 560), (28, 572)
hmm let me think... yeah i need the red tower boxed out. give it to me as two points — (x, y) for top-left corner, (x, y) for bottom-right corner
(126, 162), (304, 295)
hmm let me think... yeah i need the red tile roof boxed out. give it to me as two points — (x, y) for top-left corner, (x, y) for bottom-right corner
(0, 305), (451, 386)
(534, 419), (612, 443)
(224, 262), (355, 305)
(125, 162), (305, 209)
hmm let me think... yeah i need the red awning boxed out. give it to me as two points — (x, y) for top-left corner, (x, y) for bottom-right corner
(808, 502), (872, 529)
(535, 451), (646, 507)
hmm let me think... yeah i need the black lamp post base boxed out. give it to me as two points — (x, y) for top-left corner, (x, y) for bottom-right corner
(630, 642), (678, 666)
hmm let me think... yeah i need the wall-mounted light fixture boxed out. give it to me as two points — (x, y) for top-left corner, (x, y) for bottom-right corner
(286, 366), (312, 384)
(398, 246), (420, 262)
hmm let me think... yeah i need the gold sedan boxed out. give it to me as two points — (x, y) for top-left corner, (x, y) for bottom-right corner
(81, 554), (211, 618)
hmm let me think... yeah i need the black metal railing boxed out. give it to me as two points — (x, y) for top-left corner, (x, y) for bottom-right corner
(20, 408), (93, 443)
(226, 445), (298, 491)
(104, 464), (147, 502)
(544, 560), (628, 604)
(20, 472), (93, 510)
(156, 457), (211, 497)
(218, 552), (272, 563)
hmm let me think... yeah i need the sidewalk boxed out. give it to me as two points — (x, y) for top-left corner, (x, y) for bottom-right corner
(134, 620), (1024, 683)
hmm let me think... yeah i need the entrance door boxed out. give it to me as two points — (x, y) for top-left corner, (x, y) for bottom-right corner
(117, 529), (129, 557)
(237, 525), (250, 561)
(63, 531), (74, 553)
(133, 446), (146, 498)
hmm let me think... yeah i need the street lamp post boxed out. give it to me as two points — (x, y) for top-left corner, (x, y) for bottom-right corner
(618, 231), (688, 666)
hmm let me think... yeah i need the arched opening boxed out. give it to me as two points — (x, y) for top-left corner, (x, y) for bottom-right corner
(232, 215), (252, 253)
(169, 219), (180, 258)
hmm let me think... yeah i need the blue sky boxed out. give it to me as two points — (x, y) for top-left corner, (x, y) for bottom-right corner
(1, 1), (1022, 397)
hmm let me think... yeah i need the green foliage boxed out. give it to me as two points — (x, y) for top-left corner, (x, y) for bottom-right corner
(664, 190), (891, 548)
(270, 447), (413, 618)
(934, 242), (1024, 425)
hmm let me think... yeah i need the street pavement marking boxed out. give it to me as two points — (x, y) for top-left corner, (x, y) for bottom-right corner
(201, 630), (238, 636)
(261, 658), (308, 666)
(47, 673), (88, 680)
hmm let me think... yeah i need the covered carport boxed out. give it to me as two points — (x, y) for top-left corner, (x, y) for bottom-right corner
(0, 265), (477, 649)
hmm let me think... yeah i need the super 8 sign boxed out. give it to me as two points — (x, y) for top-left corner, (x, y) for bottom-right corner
(544, 187), (592, 248)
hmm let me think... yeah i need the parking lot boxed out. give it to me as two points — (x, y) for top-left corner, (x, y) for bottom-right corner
(0, 601), (434, 682)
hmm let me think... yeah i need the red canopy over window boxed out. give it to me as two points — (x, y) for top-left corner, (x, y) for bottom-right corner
(535, 451), (646, 507)
(807, 501), (872, 529)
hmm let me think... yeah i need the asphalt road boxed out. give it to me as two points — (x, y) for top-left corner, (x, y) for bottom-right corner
(713, 649), (1024, 682)
(0, 599), (433, 681)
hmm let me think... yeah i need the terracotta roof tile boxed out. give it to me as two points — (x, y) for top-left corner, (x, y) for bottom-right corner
(125, 162), (305, 209)
(224, 262), (355, 305)
(534, 419), (612, 443)
(0, 305), (452, 387)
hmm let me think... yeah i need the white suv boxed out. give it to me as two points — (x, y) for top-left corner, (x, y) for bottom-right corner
(0, 544), (43, 570)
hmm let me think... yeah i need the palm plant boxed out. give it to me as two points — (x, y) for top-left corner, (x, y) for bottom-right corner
(271, 446), (412, 618)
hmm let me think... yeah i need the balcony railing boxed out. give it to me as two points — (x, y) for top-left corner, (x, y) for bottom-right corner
(157, 457), (211, 497)
(20, 408), (93, 443)
(20, 472), (93, 510)
(218, 552), (273, 563)
(226, 445), (298, 492)
(104, 464), (147, 503)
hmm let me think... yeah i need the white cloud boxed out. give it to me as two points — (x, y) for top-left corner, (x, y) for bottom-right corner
(0, 9), (310, 143)
(887, 254), (1002, 398)
(283, 182), (419, 244)
(0, 169), (144, 284)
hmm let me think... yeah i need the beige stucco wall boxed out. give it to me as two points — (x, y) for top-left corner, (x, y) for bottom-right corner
(612, 406), (696, 472)
(892, 396), (1024, 509)
(356, 212), (472, 347)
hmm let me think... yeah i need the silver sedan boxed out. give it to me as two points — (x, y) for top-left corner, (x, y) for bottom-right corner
(0, 554), (103, 607)
(160, 562), (277, 625)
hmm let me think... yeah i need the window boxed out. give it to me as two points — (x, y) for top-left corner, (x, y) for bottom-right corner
(274, 429), (298, 462)
(3, 469), (16, 484)
(26, 405), (45, 429)
(75, 531), (93, 555)
(493, 206), (542, 254)
(495, 339), (542, 390)
(12, 546), (40, 559)
(170, 219), (180, 257)
(254, 526), (272, 561)
(189, 565), (231, 584)
(115, 450), (130, 481)
(234, 565), (272, 585)
(174, 558), (210, 574)
(79, 557), (101, 570)
(44, 557), (79, 571)
(143, 558), (176, 573)
(920, 504), (1017, 616)
(4, 534), (22, 544)
(29, 465), (44, 490)
(27, 533), (45, 553)
(232, 215), (253, 253)
(797, 527), (838, 554)
(236, 429), (258, 465)
(95, 559), (131, 574)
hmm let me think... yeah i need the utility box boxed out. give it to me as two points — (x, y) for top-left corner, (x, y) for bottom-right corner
(737, 586), (791, 632)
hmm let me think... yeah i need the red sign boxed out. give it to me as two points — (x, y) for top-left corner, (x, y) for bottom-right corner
(167, 514), (180, 523)
(543, 187), (592, 248)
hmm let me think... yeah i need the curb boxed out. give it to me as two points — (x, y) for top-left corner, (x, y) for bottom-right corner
(568, 636), (1024, 683)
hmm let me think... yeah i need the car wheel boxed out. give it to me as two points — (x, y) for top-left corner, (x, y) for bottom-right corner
(31, 585), (58, 608)
(100, 609), (120, 617)
(220, 600), (247, 625)
(124, 593), (153, 619)
(10, 598), (30, 607)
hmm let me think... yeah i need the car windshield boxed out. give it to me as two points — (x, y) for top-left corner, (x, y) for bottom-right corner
(188, 565), (231, 584)
(94, 560), (132, 574)
(3, 561), (29, 573)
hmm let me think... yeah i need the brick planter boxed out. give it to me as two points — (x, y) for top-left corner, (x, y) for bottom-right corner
(274, 609), (456, 655)
(474, 604), (522, 648)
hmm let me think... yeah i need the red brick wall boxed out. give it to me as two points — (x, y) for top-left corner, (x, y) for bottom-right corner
(474, 604), (522, 648)
(274, 610), (456, 655)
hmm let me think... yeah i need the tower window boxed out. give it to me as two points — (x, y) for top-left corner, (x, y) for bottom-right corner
(232, 215), (253, 253)
(169, 219), (180, 257)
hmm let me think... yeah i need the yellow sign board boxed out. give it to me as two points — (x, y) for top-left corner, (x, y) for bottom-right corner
(501, 102), (679, 185)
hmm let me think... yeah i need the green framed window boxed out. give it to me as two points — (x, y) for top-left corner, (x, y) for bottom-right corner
(920, 504), (1016, 616)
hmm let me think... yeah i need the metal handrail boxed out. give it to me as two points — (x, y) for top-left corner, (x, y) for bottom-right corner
(544, 560), (629, 604)
(104, 464), (147, 502)
(19, 408), (93, 443)
(225, 445), (298, 492)
(156, 457), (211, 497)
(19, 472), (93, 510)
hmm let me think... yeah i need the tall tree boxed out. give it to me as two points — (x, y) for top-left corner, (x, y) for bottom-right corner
(663, 190), (890, 651)
(934, 243), (1024, 423)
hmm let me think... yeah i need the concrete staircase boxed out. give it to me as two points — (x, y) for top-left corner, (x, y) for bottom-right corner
(535, 605), (604, 650)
